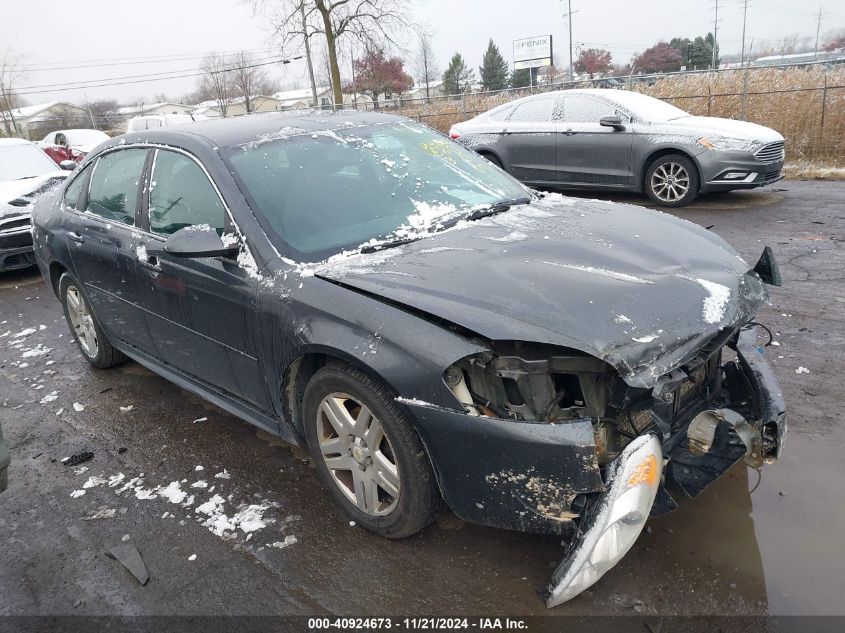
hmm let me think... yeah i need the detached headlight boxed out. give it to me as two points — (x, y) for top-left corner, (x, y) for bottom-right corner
(697, 136), (755, 152)
(546, 434), (662, 607)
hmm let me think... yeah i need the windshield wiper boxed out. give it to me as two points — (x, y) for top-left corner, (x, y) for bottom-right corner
(464, 197), (532, 222)
(360, 237), (422, 253)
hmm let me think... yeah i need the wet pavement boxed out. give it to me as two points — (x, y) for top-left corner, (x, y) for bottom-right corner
(1, 180), (843, 617)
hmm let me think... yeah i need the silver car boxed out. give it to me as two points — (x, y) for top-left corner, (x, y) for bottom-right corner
(450, 89), (785, 207)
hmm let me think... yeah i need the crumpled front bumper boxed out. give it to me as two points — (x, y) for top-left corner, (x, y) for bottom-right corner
(547, 326), (786, 606)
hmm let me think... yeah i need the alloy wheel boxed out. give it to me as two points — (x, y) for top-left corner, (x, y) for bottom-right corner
(66, 285), (98, 358)
(650, 162), (690, 203)
(316, 392), (400, 516)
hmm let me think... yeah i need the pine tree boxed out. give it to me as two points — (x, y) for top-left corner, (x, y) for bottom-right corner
(442, 53), (476, 95)
(479, 39), (509, 91)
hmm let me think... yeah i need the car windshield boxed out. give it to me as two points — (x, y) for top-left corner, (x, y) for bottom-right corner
(65, 130), (109, 146)
(605, 91), (691, 122)
(0, 143), (59, 182)
(223, 120), (530, 262)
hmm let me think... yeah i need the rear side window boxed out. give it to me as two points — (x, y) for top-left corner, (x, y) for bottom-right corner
(507, 97), (555, 123)
(148, 150), (226, 235)
(63, 164), (91, 210)
(87, 149), (148, 225)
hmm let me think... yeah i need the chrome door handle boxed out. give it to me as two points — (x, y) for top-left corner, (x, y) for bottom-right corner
(67, 231), (84, 244)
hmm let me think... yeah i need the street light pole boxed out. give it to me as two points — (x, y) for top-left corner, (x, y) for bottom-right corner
(567, 0), (574, 81)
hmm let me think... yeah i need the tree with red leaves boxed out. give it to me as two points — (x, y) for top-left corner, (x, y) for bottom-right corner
(349, 49), (413, 109)
(824, 32), (845, 51)
(574, 48), (613, 78)
(633, 42), (684, 73)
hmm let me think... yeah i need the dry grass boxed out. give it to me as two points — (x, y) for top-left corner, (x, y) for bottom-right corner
(390, 67), (845, 166)
(783, 161), (845, 180)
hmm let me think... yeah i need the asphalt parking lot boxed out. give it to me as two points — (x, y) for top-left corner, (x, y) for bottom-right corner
(1, 180), (843, 618)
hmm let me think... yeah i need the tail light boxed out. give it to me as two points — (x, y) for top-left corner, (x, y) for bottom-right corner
(449, 128), (461, 140)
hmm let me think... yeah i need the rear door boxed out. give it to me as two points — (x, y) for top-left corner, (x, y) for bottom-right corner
(64, 148), (155, 352)
(556, 94), (634, 188)
(500, 95), (559, 185)
(133, 148), (271, 410)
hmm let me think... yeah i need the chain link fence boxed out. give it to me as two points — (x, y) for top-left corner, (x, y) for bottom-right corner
(359, 62), (844, 166)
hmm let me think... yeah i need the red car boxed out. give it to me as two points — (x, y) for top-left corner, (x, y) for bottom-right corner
(37, 129), (110, 165)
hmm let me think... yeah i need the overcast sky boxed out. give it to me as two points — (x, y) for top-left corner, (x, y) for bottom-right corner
(2, 0), (843, 105)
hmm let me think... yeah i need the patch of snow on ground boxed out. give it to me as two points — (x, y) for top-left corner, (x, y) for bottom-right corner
(39, 390), (59, 404)
(795, 366), (810, 374)
(614, 314), (632, 324)
(269, 535), (298, 548)
(72, 402), (85, 412)
(21, 344), (51, 358)
(214, 469), (232, 480)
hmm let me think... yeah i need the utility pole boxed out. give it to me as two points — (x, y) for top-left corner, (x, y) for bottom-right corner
(711, 2), (721, 70)
(84, 91), (97, 130)
(740, 0), (749, 66)
(814, 7), (823, 61)
(300, 1), (318, 107)
(566, 0), (574, 81)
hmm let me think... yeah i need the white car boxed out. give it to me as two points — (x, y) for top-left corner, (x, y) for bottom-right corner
(126, 113), (205, 132)
(0, 138), (69, 271)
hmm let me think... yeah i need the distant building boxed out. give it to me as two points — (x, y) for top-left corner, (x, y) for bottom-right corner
(406, 80), (446, 101)
(2, 102), (90, 139)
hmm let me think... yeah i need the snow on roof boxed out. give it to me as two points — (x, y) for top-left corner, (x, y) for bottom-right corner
(9, 101), (63, 119)
(116, 101), (190, 115)
(272, 86), (331, 102)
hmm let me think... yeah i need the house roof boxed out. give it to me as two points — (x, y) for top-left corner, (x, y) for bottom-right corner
(9, 101), (63, 119)
(116, 101), (191, 115)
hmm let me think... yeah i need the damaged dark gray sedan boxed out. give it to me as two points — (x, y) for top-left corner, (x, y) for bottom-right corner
(30, 111), (786, 607)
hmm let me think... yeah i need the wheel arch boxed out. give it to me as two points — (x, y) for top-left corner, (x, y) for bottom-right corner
(280, 347), (405, 444)
(640, 147), (702, 194)
(49, 261), (70, 298)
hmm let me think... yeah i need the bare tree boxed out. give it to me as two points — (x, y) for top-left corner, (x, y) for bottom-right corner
(255, 0), (408, 108)
(199, 53), (235, 117)
(230, 51), (271, 113)
(415, 32), (438, 102)
(0, 51), (24, 136)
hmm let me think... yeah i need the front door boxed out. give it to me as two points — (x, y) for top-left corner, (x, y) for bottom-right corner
(500, 94), (559, 185)
(65, 148), (155, 353)
(555, 94), (634, 188)
(133, 148), (271, 411)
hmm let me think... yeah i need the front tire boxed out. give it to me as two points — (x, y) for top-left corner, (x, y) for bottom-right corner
(302, 362), (440, 538)
(59, 273), (126, 369)
(645, 154), (699, 207)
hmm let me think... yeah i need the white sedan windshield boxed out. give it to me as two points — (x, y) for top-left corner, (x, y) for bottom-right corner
(0, 143), (59, 183)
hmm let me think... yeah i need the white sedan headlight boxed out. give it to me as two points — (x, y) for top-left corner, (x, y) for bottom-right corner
(546, 434), (662, 607)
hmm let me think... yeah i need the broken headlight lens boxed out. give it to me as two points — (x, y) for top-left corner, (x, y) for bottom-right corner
(546, 434), (662, 607)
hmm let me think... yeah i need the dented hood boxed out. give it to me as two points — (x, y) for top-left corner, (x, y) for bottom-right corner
(314, 195), (767, 388)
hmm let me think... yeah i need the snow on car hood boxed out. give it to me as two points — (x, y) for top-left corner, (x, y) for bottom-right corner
(665, 116), (784, 144)
(0, 173), (67, 206)
(313, 194), (768, 388)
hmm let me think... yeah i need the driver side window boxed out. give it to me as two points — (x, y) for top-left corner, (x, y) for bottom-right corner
(149, 150), (226, 236)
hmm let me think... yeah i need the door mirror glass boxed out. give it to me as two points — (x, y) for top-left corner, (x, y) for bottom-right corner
(599, 115), (625, 130)
(163, 225), (240, 258)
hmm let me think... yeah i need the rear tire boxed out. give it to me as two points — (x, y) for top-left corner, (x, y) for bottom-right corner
(645, 154), (699, 207)
(302, 362), (440, 539)
(59, 273), (126, 369)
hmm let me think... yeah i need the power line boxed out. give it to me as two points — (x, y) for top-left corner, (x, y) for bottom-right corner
(13, 56), (302, 98)
(14, 47), (280, 72)
(15, 54), (285, 92)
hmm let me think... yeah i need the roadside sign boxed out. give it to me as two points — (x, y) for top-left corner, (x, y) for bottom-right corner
(513, 35), (552, 69)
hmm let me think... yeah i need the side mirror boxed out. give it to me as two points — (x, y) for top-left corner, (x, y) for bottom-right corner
(752, 245), (782, 286)
(59, 160), (77, 171)
(599, 115), (625, 130)
(163, 225), (240, 258)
